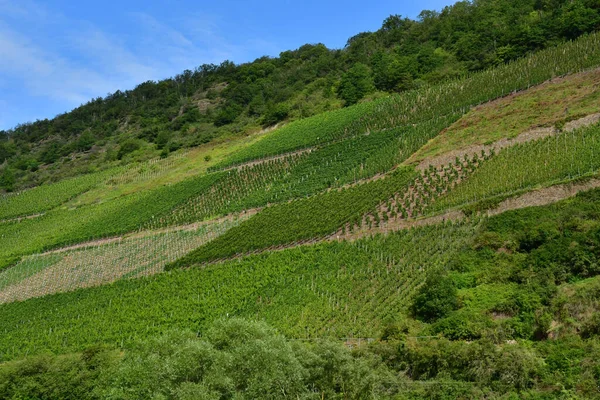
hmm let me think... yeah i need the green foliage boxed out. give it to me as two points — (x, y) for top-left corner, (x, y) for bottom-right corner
(0, 222), (474, 359)
(442, 189), (600, 341)
(430, 310), (494, 340)
(261, 103), (290, 127)
(0, 171), (225, 261)
(3, 0), (600, 190)
(337, 63), (375, 106)
(117, 139), (142, 160)
(0, 172), (105, 220)
(168, 167), (417, 267)
(217, 31), (600, 170)
(434, 123), (600, 211)
(401, 338), (543, 392)
(412, 272), (459, 323)
(99, 321), (307, 400)
(0, 346), (116, 400)
(0, 168), (15, 192)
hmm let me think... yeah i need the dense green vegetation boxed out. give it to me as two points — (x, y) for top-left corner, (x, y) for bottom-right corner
(167, 168), (417, 267)
(0, 219), (474, 359)
(6, 318), (599, 400)
(2, 0), (599, 191)
(2, 1), (600, 397)
(3, 190), (600, 397)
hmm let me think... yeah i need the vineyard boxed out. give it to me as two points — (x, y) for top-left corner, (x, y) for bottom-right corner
(167, 167), (418, 267)
(409, 67), (600, 165)
(214, 32), (600, 169)
(0, 171), (225, 268)
(153, 114), (458, 228)
(1, 27), (600, 399)
(433, 122), (600, 211)
(0, 220), (477, 360)
(0, 216), (247, 304)
(0, 172), (106, 221)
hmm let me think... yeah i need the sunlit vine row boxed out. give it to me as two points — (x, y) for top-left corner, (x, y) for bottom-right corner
(0, 216), (247, 304)
(216, 32), (600, 168)
(433, 122), (600, 210)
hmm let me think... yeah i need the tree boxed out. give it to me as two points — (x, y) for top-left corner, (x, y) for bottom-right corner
(337, 63), (375, 106)
(412, 272), (459, 322)
(117, 139), (142, 160)
(0, 168), (16, 192)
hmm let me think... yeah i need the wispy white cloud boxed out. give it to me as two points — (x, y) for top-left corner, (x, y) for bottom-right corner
(0, 24), (120, 105)
(0, 0), (49, 20)
(0, 0), (280, 128)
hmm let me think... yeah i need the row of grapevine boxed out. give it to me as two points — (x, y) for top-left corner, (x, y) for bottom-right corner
(153, 115), (457, 229)
(103, 150), (188, 187)
(337, 152), (492, 236)
(0, 220), (478, 360)
(0, 216), (247, 304)
(0, 171), (226, 263)
(214, 32), (600, 169)
(167, 168), (418, 268)
(432, 122), (600, 211)
(0, 172), (106, 221)
(149, 154), (307, 228)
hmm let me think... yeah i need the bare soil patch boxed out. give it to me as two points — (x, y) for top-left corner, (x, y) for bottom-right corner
(416, 113), (600, 171)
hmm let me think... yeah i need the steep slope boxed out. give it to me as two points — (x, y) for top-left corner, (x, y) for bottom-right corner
(2, 26), (600, 400)
(1, 0), (599, 192)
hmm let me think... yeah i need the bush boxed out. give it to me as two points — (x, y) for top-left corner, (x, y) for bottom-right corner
(117, 139), (142, 160)
(412, 272), (459, 323)
(431, 310), (494, 340)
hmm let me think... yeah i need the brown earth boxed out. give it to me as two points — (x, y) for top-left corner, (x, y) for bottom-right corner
(416, 113), (600, 171)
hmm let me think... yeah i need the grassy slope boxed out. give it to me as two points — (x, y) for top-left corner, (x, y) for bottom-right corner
(1, 34), (600, 378)
(0, 188), (599, 365)
(1, 32), (599, 269)
(0, 221), (475, 360)
(408, 67), (600, 164)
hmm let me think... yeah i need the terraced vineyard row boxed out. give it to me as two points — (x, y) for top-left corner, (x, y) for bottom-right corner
(0, 221), (477, 360)
(0, 151), (189, 222)
(168, 118), (600, 269)
(216, 32), (600, 169)
(338, 152), (490, 236)
(167, 168), (418, 268)
(0, 172), (106, 221)
(0, 172), (225, 267)
(153, 115), (458, 228)
(0, 217), (247, 304)
(433, 122), (600, 211)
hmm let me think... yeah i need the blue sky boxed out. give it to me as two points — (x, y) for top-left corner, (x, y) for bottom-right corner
(0, 0), (453, 130)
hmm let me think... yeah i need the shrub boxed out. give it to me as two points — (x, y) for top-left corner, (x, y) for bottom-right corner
(117, 139), (142, 160)
(412, 272), (459, 323)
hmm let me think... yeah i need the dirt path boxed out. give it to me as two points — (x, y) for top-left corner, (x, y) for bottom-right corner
(488, 178), (600, 216)
(0, 213), (45, 224)
(415, 113), (600, 171)
(41, 208), (261, 255)
(219, 147), (315, 171)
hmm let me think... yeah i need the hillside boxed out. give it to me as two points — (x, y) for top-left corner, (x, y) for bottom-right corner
(1, 0), (599, 192)
(2, 3), (600, 400)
